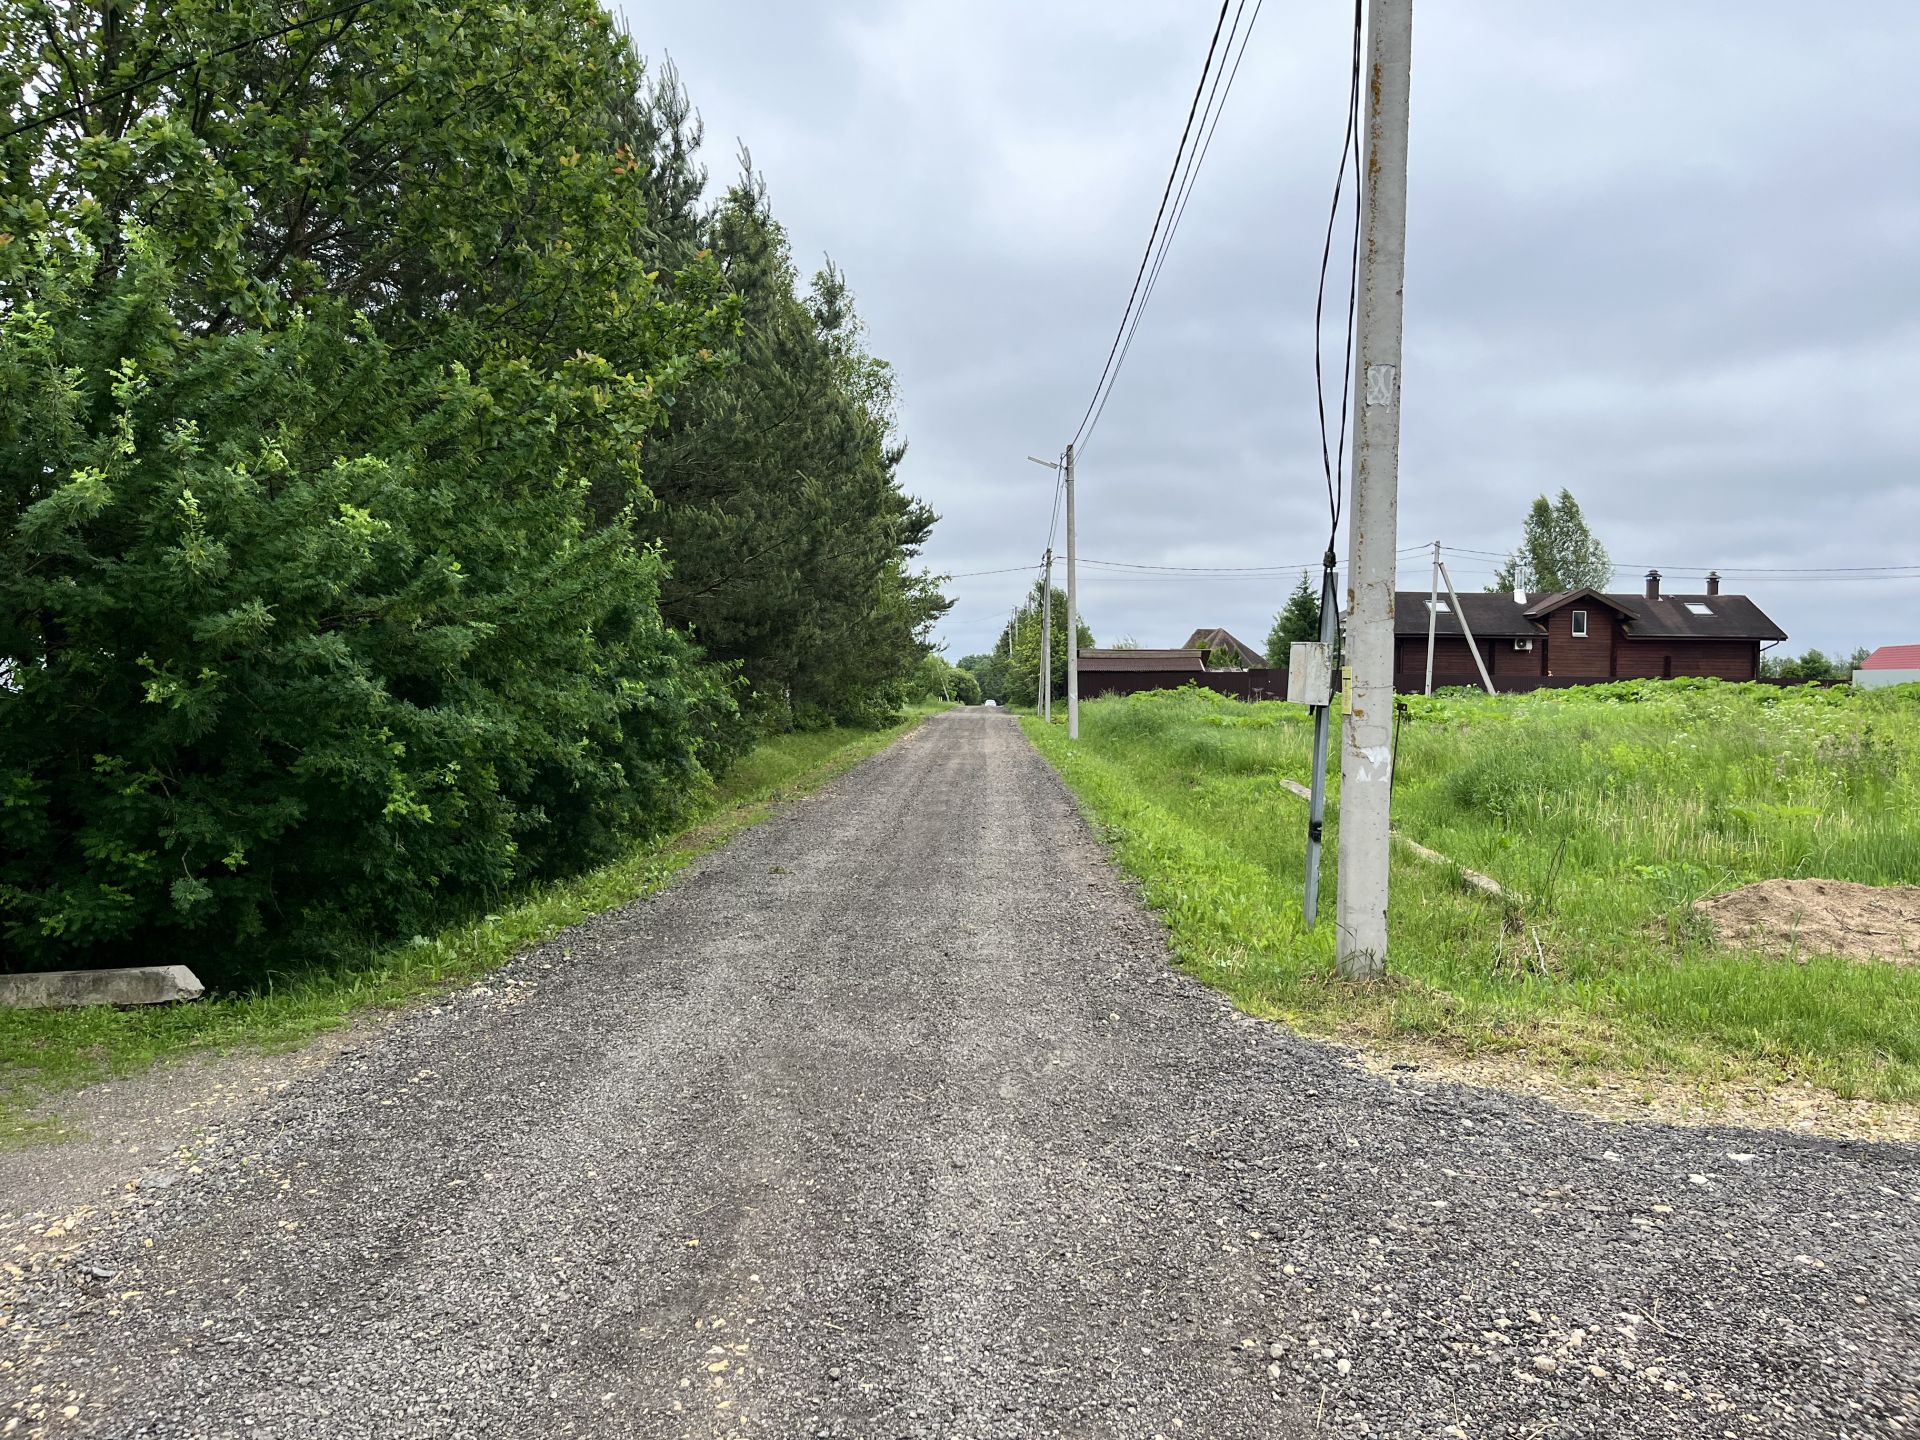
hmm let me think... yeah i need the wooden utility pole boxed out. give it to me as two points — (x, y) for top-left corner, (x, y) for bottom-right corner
(1335, 0), (1413, 980)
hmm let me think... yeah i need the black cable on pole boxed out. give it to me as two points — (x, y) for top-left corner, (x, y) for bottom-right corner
(1044, 460), (1065, 554)
(1, 0), (374, 142)
(1314, 0), (1365, 555)
(1067, 0), (1236, 453)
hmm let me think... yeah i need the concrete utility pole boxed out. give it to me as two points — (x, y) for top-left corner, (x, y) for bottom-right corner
(1039, 549), (1054, 719)
(1065, 443), (1080, 740)
(1026, 453), (1065, 724)
(1424, 540), (1440, 697)
(1335, 0), (1413, 981)
(1438, 558), (1495, 695)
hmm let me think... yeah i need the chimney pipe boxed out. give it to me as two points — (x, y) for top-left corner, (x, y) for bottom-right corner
(1706, 571), (1720, 596)
(1645, 569), (1661, 600)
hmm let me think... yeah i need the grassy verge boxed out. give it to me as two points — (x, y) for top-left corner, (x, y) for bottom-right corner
(1023, 683), (1920, 1105)
(0, 705), (947, 1145)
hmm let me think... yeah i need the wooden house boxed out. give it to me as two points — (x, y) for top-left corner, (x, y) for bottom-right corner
(1393, 571), (1786, 691)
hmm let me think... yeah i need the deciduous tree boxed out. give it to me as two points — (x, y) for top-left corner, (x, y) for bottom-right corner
(1489, 490), (1613, 594)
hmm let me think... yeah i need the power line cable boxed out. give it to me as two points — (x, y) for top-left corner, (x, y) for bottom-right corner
(1066, 0), (1236, 453)
(1438, 544), (1920, 576)
(1083, 556), (1326, 574)
(1078, 0), (1264, 452)
(1312, 0), (1365, 553)
(945, 564), (1043, 579)
(1045, 463), (1065, 554)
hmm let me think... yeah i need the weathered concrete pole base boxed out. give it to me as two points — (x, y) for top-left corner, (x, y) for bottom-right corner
(0, 965), (205, 1010)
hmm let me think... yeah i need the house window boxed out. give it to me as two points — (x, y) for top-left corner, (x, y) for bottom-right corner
(1571, 609), (1588, 638)
(1686, 602), (1713, 616)
(1428, 599), (1450, 613)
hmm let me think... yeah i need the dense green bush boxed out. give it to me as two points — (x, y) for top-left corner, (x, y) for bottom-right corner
(0, 0), (943, 977)
(0, 241), (735, 977)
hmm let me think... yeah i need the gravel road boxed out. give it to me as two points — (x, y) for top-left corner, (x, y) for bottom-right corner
(5, 709), (1916, 1438)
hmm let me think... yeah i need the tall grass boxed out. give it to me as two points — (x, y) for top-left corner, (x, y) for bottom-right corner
(1025, 682), (1920, 1102)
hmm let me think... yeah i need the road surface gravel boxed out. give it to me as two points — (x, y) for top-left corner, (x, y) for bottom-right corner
(4, 709), (1916, 1438)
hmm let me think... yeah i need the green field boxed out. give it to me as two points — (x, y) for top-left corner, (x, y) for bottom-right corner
(0, 707), (947, 1144)
(1024, 681), (1920, 1103)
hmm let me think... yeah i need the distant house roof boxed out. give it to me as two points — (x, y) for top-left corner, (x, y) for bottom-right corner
(1181, 627), (1268, 667)
(1606, 593), (1787, 642)
(1862, 643), (1920, 670)
(1392, 592), (1538, 638)
(1392, 590), (1786, 643)
(1521, 588), (1634, 622)
(1078, 647), (1205, 673)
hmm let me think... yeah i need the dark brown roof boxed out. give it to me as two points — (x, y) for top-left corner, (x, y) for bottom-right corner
(1393, 590), (1786, 642)
(1392, 592), (1539, 638)
(1522, 588), (1633, 621)
(1181, 627), (1268, 667)
(1078, 647), (1205, 672)
(1606, 593), (1786, 641)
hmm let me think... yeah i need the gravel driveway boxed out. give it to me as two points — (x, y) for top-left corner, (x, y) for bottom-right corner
(4, 709), (1916, 1438)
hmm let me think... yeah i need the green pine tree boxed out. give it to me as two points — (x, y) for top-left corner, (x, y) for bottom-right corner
(1267, 573), (1323, 661)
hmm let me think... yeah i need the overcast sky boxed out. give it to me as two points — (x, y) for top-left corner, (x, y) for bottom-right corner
(619, 1), (1920, 662)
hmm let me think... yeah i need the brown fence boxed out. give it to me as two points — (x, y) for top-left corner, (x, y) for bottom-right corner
(1081, 668), (1289, 702)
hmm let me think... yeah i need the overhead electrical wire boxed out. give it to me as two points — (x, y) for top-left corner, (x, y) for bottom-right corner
(1066, 0), (1238, 455)
(1434, 544), (1920, 577)
(948, 546), (1920, 586)
(1083, 556), (1337, 574)
(1045, 461), (1066, 555)
(1312, 0), (1366, 555)
(945, 564), (1043, 579)
(1078, 0), (1265, 451)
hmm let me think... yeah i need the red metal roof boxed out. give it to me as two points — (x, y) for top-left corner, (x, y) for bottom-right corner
(1862, 644), (1920, 670)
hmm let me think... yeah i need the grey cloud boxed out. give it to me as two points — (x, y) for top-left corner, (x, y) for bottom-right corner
(623, 0), (1920, 657)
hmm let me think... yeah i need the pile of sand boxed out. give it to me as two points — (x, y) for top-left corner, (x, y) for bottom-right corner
(1696, 878), (1920, 965)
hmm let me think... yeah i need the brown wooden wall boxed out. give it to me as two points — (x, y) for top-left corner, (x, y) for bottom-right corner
(1395, 606), (1766, 688)
(1542, 605), (1616, 678)
(1613, 639), (1760, 681)
(1395, 635), (1543, 680)
(1494, 636), (1545, 677)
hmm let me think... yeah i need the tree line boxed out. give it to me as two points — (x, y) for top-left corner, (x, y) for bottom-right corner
(0, 1), (946, 977)
(950, 581), (1093, 707)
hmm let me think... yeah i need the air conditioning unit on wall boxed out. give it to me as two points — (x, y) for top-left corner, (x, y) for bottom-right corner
(1513, 638), (1534, 651)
